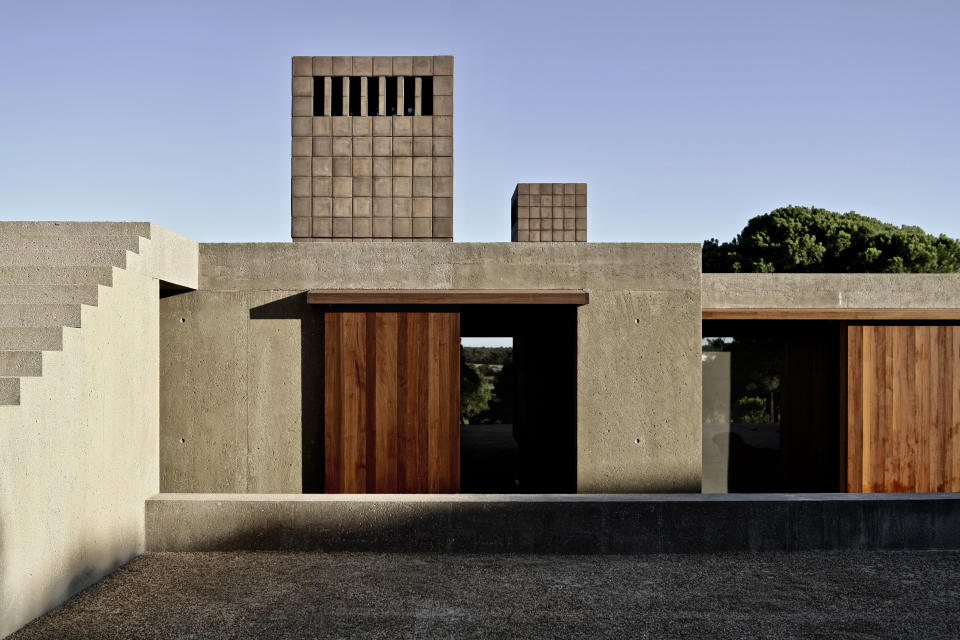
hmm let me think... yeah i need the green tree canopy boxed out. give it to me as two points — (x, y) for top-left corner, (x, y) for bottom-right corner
(703, 206), (960, 273)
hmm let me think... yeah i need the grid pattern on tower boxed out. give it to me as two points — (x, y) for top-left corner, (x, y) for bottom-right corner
(292, 56), (453, 242)
(511, 184), (587, 242)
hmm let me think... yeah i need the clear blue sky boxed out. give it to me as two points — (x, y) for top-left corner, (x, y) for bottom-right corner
(1, 0), (957, 244)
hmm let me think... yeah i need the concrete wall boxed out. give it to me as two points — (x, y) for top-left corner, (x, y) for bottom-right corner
(160, 242), (702, 494)
(703, 273), (960, 308)
(0, 224), (197, 639)
(146, 493), (960, 554)
(0, 268), (156, 638)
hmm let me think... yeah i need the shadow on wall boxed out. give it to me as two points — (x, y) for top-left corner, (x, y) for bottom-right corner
(145, 496), (960, 555)
(249, 293), (325, 493)
(0, 487), (139, 638)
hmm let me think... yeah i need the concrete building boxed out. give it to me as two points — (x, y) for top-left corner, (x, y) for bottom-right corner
(2, 55), (959, 637)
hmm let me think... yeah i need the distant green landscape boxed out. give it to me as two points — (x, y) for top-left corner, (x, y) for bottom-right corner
(461, 347), (513, 424)
(704, 206), (960, 273)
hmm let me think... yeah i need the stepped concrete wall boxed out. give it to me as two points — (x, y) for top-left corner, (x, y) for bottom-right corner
(0, 223), (197, 639)
(160, 242), (702, 494)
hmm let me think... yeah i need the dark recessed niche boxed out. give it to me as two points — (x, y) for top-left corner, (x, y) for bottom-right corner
(420, 76), (433, 116)
(349, 76), (361, 116)
(386, 76), (398, 116)
(367, 76), (379, 116)
(331, 76), (343, 116)
(403, 76), (415, 116)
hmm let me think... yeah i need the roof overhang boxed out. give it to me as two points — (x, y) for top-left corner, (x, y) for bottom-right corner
(307, 289), (589, 305)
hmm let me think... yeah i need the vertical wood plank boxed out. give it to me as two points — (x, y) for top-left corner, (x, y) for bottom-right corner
(944, 326), (960, 491)
(897, 326), (916, 492)
(930, 326), (945, 491)
(445, 312), (461, 492)
(861, 326), (874, 492)
(340, 312), (367, 492)
(364, 311), (378, 492)
(324, 311), (343, 493)
(427, 312), (443, 492)
(374, 311), (399, 492)
(396, 313), (409, 491)
(846, 325), (863, 492)
(413, 312), (430, 491)
(914, 326), (930, 492)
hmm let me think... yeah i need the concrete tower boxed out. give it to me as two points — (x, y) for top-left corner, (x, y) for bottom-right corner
(291, 56), (453, 241)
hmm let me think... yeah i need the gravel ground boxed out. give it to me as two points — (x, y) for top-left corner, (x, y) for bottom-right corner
(11, 551), (960, 639)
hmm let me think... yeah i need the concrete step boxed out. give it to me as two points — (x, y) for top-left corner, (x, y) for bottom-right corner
(146, 493), (960, 554)
(0, 377), (18, 405)
(0, 304), (82, 328)
(0, 266), (114, 286)
(0, 327), (63, 350)
(0, 285), (99, 305)
(0, 235), (141, 253)
(0, 351), (42, 376)
(0, 221), (151, 238)
(0, 249), (128, 267)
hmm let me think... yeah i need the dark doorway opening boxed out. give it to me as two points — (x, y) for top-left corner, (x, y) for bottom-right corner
(461, 305), (578, 493)
(702, 320), (845, 493)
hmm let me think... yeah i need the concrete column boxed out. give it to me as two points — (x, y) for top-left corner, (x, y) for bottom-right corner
(360, 76), (368, 117)
(415, 77), (422, 116)
(379, 76), (386, 117)
(323, 77), (332, 117)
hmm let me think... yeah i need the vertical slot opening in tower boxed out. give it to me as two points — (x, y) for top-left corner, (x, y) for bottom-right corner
(331, 76), (343, 116)
(349, 76), (361, 116)
(420, 76), (433, 116)
(403, 76), (415, 116)
(386, 76), (398, 116)
(367, 76), (379, 116)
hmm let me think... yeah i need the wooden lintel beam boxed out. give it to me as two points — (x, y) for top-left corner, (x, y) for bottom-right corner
(307, 289), (589, 305)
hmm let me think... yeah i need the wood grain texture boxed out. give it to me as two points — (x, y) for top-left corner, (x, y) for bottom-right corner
(308, 289), (588, 306)
(703, 308), (960, 321)
(324, 308), (459, 493)
(847, 325), (960, 492)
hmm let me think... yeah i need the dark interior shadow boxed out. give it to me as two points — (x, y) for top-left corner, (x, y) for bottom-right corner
(462, 304), (578, 493)
(704, 320), (844, 493)
(250, 293), (325, 493)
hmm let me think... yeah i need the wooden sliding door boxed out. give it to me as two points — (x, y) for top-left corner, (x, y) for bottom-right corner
(324, 308), (459, 493)
(847, 325), (960, 492)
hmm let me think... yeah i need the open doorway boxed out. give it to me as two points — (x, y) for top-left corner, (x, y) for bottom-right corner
(461, 305), (578, 493)
(460, 337), (517, 492)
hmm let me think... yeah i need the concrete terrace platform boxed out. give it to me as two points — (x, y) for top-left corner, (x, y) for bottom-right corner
(147, 493), (960, 554)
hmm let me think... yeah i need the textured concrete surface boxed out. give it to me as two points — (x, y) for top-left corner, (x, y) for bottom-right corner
(0, 266), (159, 638)
(291, 56), (454, 241)
(11, 550), (960, 639)
(703, 272), (960, 308)
(0, 222), (199, 637)
(160, 290), (320, 493)
(162, 242), (701, 493)
(511, 183), (587, 242)
(145, 493), (960, 553)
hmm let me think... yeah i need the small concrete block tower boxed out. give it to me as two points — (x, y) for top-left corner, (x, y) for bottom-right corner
(291, 56), (454, 242)
(511, 183), (587, 242)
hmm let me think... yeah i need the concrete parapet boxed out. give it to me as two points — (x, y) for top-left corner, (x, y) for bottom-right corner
(703, 273), (960, 309)
(146, 493), (960, 553)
